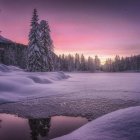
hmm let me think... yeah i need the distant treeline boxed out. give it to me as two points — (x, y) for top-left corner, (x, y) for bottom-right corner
(53, 54), (100, 72)
(53, 54), (140, 72)
(102, 55), (140, 72)
(0, 42), (140, 72)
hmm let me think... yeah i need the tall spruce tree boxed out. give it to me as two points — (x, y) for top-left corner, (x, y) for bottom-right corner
(27, 9), (44, 72)
(95, 55), (101, 70)
(40, 20), (54, 71)
(75, 53), (80, 71)
(87, 56), (95, 72)
(80, 54), (86, 71)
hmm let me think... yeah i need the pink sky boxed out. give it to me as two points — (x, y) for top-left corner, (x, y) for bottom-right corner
(0, 0), (140, 63)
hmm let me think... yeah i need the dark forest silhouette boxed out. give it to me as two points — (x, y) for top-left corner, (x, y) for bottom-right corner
(53, 53), (140, 72)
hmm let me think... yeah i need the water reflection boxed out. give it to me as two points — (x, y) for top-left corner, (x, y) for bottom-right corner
(29, 118), (51, 140)
(0, 114), (88, 140)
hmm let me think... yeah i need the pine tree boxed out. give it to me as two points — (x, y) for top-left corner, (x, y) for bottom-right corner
(114, 55), (120, 71)
(67, 54), (74, 71)
(75, 53), (80, 71)
(61, 54), (67, 71)
(87, 56), (95, 72)
(95, 55), (101, 70)
(53, 54), (60, 71)
(40, 20), (54, 71)
(27, 9), (44, 72)
(80, 54), (86, 71)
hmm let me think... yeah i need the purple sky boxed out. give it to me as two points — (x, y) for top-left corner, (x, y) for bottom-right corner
(0, 0), (140, 62)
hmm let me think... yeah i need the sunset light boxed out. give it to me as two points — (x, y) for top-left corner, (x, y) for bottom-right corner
(0, 0), (140, 64)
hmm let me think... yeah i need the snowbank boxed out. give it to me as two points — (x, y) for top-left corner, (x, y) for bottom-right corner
(53, 106), (140, 140)
(0, 64), (23, 72)
(0, 64), (69, 104)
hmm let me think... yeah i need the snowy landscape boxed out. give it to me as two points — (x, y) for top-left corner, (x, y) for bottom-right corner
(0, 0), (140, 140)
(0, 64), (140, 139)
(53, 106), (140, 140)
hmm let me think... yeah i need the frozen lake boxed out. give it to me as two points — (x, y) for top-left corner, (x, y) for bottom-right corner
(0, 68), (140, 139)
(0, 71), (140, 119)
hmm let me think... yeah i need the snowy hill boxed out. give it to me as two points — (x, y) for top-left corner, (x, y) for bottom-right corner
(54, 106), (140, 140)
(0, 64), (70, 104)
(0, 35), (14, 44)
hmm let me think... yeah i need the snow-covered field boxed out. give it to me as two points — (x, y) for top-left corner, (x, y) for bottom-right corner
(0, 64), (140, 119)
(0, 64), (140, 139)
(0, 64), (70, 104)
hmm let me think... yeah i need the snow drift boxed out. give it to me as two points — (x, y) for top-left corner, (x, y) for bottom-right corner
(0, 64), (69, 104)
(53, 106), (140, 140)
(0, 64), (23, 72)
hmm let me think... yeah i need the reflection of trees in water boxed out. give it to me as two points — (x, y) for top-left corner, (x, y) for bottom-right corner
(28, 117), (51, 140)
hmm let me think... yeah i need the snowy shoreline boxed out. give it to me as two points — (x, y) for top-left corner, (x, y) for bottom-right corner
(0, 96), (139, 120)
(0, 64), (70, 104)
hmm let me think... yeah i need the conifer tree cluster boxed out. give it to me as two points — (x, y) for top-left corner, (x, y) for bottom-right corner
(1, 9), (139, 73)
(27, 9), (54, 72)
(1, 43), (27, 69)
(53, 54), (140, 72)
(102, 55), (140, 72)
(53, 53), (101, 72)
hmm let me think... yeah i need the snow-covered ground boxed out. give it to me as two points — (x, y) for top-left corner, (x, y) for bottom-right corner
(0, 64), (140, 120)
(53, 106), (140, 140)
(0, 65), (140, 139)
(0, 64), (69, 104)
